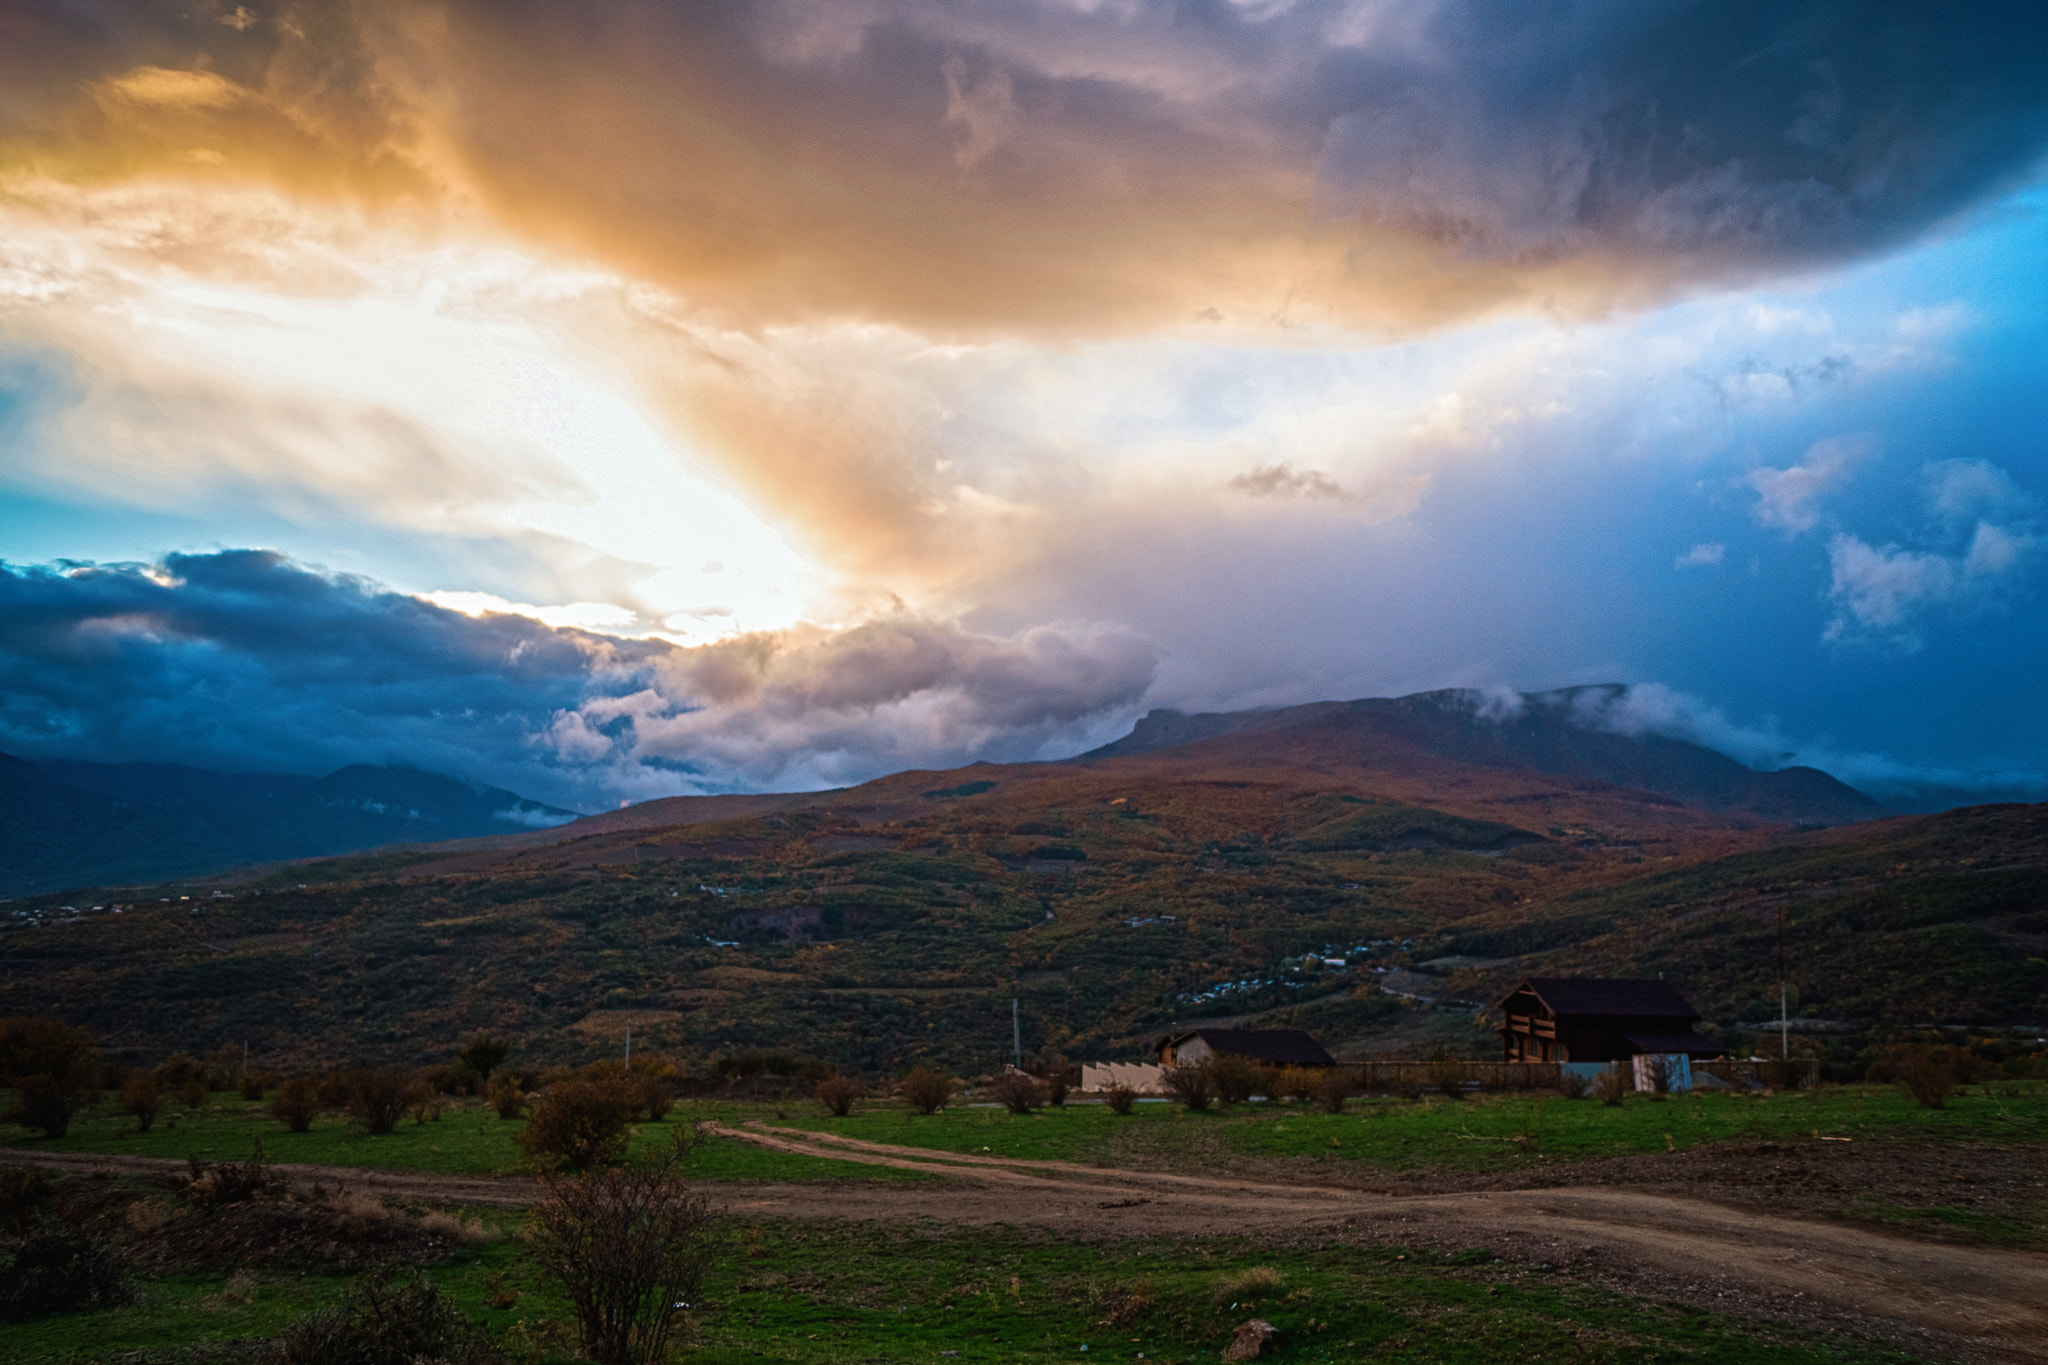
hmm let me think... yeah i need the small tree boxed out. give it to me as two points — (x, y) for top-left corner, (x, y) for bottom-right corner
(1319, 1070), (1351, 1115)
(1592, 1067), (1629, 1106)
(1161, 1064), (1214, 1112)
(1031, 1054), (1075, 1107)
(121, 1074), (163, 1134)
(459, 1033), (511, 1087)
(340, 1068), (416, 1136)
(0, 1017), (100, 1139)
(270, 1076), (321, 1133)
(1102, 1082), (1138, 1116)
(897, 1067), (955, 1115)
(1427, 1051), (1467, 1098)
(515, 1079), (637, 1170)
(527, 1130), (724, 1365)
(486, 1073), (526, 1121)
(989, 1070), (1043, 1114)
(1557, 1070), (1591, 1100)
(1276, 1066), (1322, 1103)
(1871, 1043), (1959, 1109)
(815, 1076), (863, 1117)
(1206, 1053), (1263, 1106)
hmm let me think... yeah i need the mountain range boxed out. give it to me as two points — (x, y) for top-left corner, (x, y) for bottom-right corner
(0, 756), (578, 896)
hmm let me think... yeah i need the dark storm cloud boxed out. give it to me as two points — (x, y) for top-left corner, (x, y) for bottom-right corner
(0, 551), (1158, 803)
(6, 2), (2045, 331)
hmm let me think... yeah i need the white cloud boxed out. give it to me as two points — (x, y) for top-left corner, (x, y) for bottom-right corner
(1746, 435), (1866, 535)
(1674, 542), (1724, 568)
(1924, 458), (2033, 523)
(1822, 521), (2037, 647)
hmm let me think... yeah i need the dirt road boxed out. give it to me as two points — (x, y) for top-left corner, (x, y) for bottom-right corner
(12, 1131), (2046, 1364)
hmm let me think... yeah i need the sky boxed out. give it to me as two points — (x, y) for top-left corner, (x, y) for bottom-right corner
(2, 0), (2046, 813)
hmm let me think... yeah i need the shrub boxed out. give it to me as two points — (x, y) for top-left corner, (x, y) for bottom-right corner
(1276, 1066), (1323, 1103)
(625, 1060), (679, 1122)
(1557, 1070), (1591, 1100)
(1102, 1082), (1138, 1115)
(1213, 1265), (1285, 1307)
(459, 1033), (511, 1086)
(0, 1168), (53, 1235)
(340, 1069), (417, 1136)
(989, 1070), (1044, 1115)
(265, 1267), (502, 1365)
(515, 1079), (637, 1170)
(271, 1076), (321, 1133)
(240, 1070), (275, 1101)
(898, 1066), (955, 1115)
(1319, 1070), (1351, 1115)
(486, 1073), (526, 1120)
(177, 1077), (210, 1111)
(527, 1130), (723, 1365)
(815, 1076), (863, 1117)
(122, 1074), (163, 1133)
(0, 1217), (131, 1322)
(1426, 1051), (1467, 1098)
(0, 1017), (100, 1139)
(1871, 1043), (1960, 1109)
(153, 1052), (206, 1090)
(1593, 1067), (1629, 1106)
(1031, 1054), (1075, 1107)
(1161, 1065), (1215, 1112)
(410, 1092), (444, 1125)
(181, 1140), (288, 1206)
(1207, 1054), (1263, 1106)
(1638, 1054), (1671, 1096)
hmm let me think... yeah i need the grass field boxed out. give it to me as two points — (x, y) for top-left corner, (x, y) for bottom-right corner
(0, 1210), (1929, 1365)
(10, 1082), (2043, 1185)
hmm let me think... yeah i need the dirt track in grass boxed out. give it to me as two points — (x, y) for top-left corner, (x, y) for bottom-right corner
(10, 1129), (2048, 1364)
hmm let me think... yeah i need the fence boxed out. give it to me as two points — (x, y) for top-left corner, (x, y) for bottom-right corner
(1080, 1056), (1819, 1097)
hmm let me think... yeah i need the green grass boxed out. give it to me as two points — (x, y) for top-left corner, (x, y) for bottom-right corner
(4, 1093), (935, 1184)
(765, 1083), (2048, 1174)
(2, 1217), (1927, 1365)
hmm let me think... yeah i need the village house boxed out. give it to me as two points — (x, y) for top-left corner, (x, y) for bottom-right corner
(1154, 1027), (1335, 1068)
(1497, 977), (1725, 1085)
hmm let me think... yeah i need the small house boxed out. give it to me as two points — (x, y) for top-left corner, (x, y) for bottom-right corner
(1497, 978), (1724, 1074)
(1155, 1028), (1334, 1069)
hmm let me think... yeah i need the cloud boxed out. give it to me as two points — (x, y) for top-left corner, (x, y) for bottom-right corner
(1747, 435), (1867, 535)
(1555, 681), (2048, 811)
(1228, 462), (1352, 500)
(0, 550), (1159, 806)
(1674, 542), (1725, 569)
(6, 3), (2048, 333)
(1924, 458), (2034, 523)
(1823, 522), (2039, 647)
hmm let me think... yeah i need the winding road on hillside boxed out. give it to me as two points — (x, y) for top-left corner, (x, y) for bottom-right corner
(12, 1130), (2045, 1365)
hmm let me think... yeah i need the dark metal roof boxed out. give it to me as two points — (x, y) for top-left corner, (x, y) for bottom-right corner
(1501, 977), (1700, 1019)
(1157, 1028), (1336, 1067)
(1623, 1031), (1726, 1057)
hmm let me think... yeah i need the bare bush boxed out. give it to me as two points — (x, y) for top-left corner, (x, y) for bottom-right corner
(1557, 1070), (1591, 1100)
(1593, 1067), (1628, 1106)
(177, 1077), (210, 1111)
(815, 1076), (863, 1117)
(1161, 1065), (1215, 1112)
(339, 1069), (416, 1136)
(527, 1131), (723, 1365)
(1276, 1066), (1322, 1103)
(270, 1076), (321, 1133)
(0, 1217), (132, 1322)
(515, 1079), (637, 1170)
(1319, 1071), (1351, 1115)
(486, 1073), (526, 1120)
(265, 1267), (502, 1365)
(1871, 1043), (1959, 1109)
(1426, 1052), (1467, 1098)
(0, 1017), (100, 1139)
(122, 1074), (163, 1133)
(1102, 1082), (1138, 1116)
(1205, 1054), (1264, 1106)
(181, 1141), (289, 1206)
(989, 1070), (1044, 1115)
(1032, 1054), (1075, 1107)
(898, 1066), (955, 1115)
(239, 1071), (275, 1102)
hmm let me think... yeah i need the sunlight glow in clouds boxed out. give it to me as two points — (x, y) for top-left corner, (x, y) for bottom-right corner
(3, 1), (2048, 806)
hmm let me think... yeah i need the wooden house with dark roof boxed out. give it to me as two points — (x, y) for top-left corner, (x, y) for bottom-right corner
(1155, 1028), (1335, 1069)
(1497, 978), (1724, 1065)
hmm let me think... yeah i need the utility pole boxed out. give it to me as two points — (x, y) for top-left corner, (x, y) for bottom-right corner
(1012, 998), (1021, 1071)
